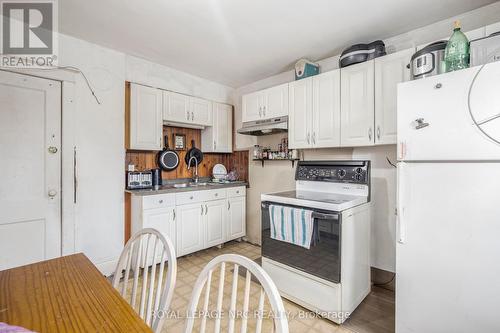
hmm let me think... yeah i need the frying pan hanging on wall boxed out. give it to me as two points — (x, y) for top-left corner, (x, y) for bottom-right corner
(185, 139), (204, 167)
(157, 136), (179, 171)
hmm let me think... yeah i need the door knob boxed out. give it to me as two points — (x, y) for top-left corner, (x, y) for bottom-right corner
(413, 118), (429, 130)
(48, 189), (58, 198)
(48, 146), (58, 154)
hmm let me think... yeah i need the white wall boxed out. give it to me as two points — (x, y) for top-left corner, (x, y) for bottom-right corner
(54, 34), (234, 274)
(234, 3), (500, 272)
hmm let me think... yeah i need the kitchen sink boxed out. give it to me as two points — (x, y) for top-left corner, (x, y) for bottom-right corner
(173, 183), (189, 188)
(188, 182), (208, 186)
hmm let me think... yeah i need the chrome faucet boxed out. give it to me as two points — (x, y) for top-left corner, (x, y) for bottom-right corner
(187, 156), (199, 183)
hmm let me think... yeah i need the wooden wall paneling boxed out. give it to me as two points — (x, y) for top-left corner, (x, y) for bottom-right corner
(124, 192), (131, 243)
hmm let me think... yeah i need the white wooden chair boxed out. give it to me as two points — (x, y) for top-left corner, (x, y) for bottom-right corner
(184, 254), (289, 333)
(112, 228), (177, 333)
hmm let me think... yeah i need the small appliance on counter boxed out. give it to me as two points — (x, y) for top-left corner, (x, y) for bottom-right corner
(470, 32), (500, 67)
(151, 168), (162, 189)
(339, 40), (386, 68)
(295, 59), (319, 80)
(410, 41), (447, 80)
(126, 171), (153, 190)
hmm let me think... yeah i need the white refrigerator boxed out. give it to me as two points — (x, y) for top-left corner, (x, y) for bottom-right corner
(396, 62), (500, 333)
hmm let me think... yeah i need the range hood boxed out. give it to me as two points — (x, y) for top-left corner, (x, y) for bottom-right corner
(237, 116), (288, 136)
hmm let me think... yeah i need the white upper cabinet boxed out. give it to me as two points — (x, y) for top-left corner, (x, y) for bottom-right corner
(289, 71), (341, 149)
(242, 83), (289, 123)
(190, 97), (212, 126)
(163, 90), (190, 123)
(375, 48), (413, 145)
(313, 70), (341, 148)
(242, 91), (262, 122)
(341, 60), (375, 147)
(129, 83), (163, 151)
(289, 77), (313, 149)
(163, 91), (212, 127)
(201, 102), (233, 153)
(263, 83), (289, 119)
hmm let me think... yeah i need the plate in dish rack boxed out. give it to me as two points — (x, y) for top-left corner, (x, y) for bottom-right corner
(212, 164), (227, 179)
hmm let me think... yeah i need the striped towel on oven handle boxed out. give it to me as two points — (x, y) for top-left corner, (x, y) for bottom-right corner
(269, 204), (314, 249)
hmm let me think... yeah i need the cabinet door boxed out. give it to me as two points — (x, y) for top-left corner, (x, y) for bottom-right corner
(340, 60), (375, 147)
(129, 83), (162, 150)
(375, 49), (413, 145)
(143, 207), (176, 262)
(312, 70), (341, 148)
(264, 83), (289, 119)
(176, 203), (204, 256)
(214, 103), (233, 153)
(163, 90), (189, 123)
(205, 199), (227, 248)
(190, 97), (212, 126)
(242, 91), (262, 122)
(227, 196), (246, 240)
(288, 77), (313, 149)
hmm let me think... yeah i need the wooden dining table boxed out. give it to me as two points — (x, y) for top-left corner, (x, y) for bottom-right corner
(0, 253), (152, 332)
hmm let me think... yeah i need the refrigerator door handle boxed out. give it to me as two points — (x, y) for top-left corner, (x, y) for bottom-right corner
(397, 163), (407, 244)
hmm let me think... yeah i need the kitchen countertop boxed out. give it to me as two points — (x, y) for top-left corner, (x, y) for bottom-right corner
(125, 180), (248, 196)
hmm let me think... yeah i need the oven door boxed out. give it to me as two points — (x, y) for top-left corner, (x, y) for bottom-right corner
(261, 201), (342, 283)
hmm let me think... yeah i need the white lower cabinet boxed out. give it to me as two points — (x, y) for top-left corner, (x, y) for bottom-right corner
(227, 196), (246, 240)
(176, 202), (205, 257)
(131, 186), (246, 259)
(205, 199), (227, 248)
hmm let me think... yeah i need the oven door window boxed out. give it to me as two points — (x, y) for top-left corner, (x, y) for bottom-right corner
(261, 202), (341, 283)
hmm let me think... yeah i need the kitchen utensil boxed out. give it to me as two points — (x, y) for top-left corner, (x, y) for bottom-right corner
(212, 164), (228, 180)
(410, 41), (447, 80)
(340, 40), (386, 68)
(151, 168), (162, 188)
(126, 171), (153, 190)
(157, 136), (179, 171)
(185, 140), (203, 167)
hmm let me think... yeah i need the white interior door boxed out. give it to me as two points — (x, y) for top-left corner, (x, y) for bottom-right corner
(0, 71), (62, 270)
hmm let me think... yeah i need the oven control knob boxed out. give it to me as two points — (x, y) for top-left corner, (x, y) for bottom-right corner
(355, 174), (363, 181)
(356, 167), (364, 174)
(338, 169), (346, 178)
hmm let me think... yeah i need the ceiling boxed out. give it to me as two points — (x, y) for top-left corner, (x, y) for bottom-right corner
(59, 0), (496, 87)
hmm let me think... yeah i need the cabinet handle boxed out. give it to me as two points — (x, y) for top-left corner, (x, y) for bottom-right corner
(312, 132), (316, 145)
(307, 132), (310, 144)
(187, 111), (190, 120)
(368, 128), (373, 141)
(191, 111), (194, 121)
(214, 140), (216, 150)
(159, 199), (164, 204)
(377, 126), (381, 140)
(201, 204), (204, 215)
(173, 209), (176, 220)
(259, 106), (262, 117)
(205, 204), (208, 215)
(263, 106), (266, 117)
(228, 200), (231, 210)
